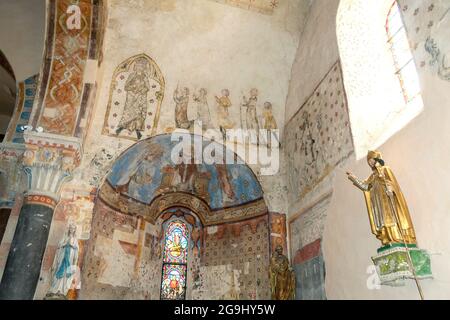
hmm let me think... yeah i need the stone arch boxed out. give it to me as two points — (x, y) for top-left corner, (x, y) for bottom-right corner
(80, 133), (271, 299)
(97, 133), (268, 225)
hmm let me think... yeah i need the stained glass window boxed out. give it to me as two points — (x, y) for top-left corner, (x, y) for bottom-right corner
(161, 220), (189, 300)
(386, 1), (421, 104)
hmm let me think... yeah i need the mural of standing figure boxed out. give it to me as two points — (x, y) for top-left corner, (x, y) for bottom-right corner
(346, 151), (417, 246)
(299, 112), (317, 166)
(174, 87), (193, 129)
(242, 88), (260, 131)
(262, 102), (278, 147)
(215, 89), (235, 139)
(262, 102), (277, 130)
(45, 224), (79, 300)
(115, 58), (150, 140)
(269, 245), (295, 300)
(425, 37), (450, 81)
(193, 88), (211, 130)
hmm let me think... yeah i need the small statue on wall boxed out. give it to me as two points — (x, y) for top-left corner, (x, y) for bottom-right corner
(45, 223), (80, 300)
(269, 245), (295, 300)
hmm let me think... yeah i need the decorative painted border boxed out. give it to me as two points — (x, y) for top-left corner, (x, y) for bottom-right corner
(99, 181), (268, 226)
(31, 0), (105, 139)
(288, 191), (333, 259)
(25, 195), (58, 209)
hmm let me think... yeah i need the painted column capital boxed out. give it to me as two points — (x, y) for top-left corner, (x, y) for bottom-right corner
(22, 132), (82, 205)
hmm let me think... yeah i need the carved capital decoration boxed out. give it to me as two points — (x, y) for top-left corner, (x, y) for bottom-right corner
(22, 132), (82, 202)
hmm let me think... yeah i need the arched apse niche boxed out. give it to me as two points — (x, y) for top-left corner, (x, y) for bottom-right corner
(337, 0), (424, 159)
(80, 133), (271, 300)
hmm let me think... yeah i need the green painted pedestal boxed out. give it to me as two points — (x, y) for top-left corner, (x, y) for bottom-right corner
(372, 244), (432, 286)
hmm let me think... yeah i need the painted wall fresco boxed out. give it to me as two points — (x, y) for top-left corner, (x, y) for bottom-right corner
(194, 217), (270, 300)
(31, 0), (104, 139)
(99, 134), (267, 225)
(0, 146), (27, 208)
(102, 54), (165, 141)
(269, 212), (287, 254)
(293, 239), (326, 300)
(284, 62), (353, 203)
(289, 194), (331, 253)
(80, 200), (162, 299)
(81, 199), (270, 300)
(397, 0), (450, 82)
(101, 55), (279, 139)
(289, 195), (331, 300)
(4, 75), (38, 144)
(169, 86), (278, 135)
(34, 0), (92, 135)
(208, 0), (279, 15)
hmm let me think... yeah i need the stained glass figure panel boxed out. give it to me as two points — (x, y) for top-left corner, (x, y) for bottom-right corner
(161, 264), (187, 300)
(163, 221), (189, 264)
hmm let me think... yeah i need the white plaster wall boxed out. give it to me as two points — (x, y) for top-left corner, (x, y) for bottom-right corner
(284, 0), (341, 123)
(0, 0), (46, 82)
(324, 63), (450, 298)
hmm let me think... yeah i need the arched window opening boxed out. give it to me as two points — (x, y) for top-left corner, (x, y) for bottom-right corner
(160, 220), (189, 300)
(386, 1), (421, 104)
(337, 0), (424, 159)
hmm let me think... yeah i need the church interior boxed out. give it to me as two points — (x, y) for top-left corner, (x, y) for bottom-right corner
(0, 0), (449, 300)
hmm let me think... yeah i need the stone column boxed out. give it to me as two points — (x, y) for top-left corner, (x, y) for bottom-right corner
(0, 134), (79, 300)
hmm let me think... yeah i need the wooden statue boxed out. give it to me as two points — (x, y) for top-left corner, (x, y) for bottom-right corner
(346, 150), (417, 246)
(269, 245), (295, 300)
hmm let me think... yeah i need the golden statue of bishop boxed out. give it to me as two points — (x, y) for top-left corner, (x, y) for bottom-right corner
(346, 151), (417, 246)
(269, 245), (296, 300)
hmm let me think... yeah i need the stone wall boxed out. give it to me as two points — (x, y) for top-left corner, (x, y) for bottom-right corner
(80, 200), (271, 300)
(195, 217), (270, 300)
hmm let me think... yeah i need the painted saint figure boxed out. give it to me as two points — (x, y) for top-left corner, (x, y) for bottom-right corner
(242, 88), (260, 131)
(115, 143), (164, 195)
(193, 88), (211, 130)
(346, 151), (417, 246)
(215, 89), (235, 139)
(46, 224), (79, 299)
(116, 58), (150, 140)
(174, 87), (193, 129)
(262, 102), (278, 147)
(269, 245), (295, 300)
(262, 102), (277, 130)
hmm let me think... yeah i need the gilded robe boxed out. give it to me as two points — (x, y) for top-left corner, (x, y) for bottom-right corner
(353, 165), (417, 246)
(269, 253), (295, 300)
